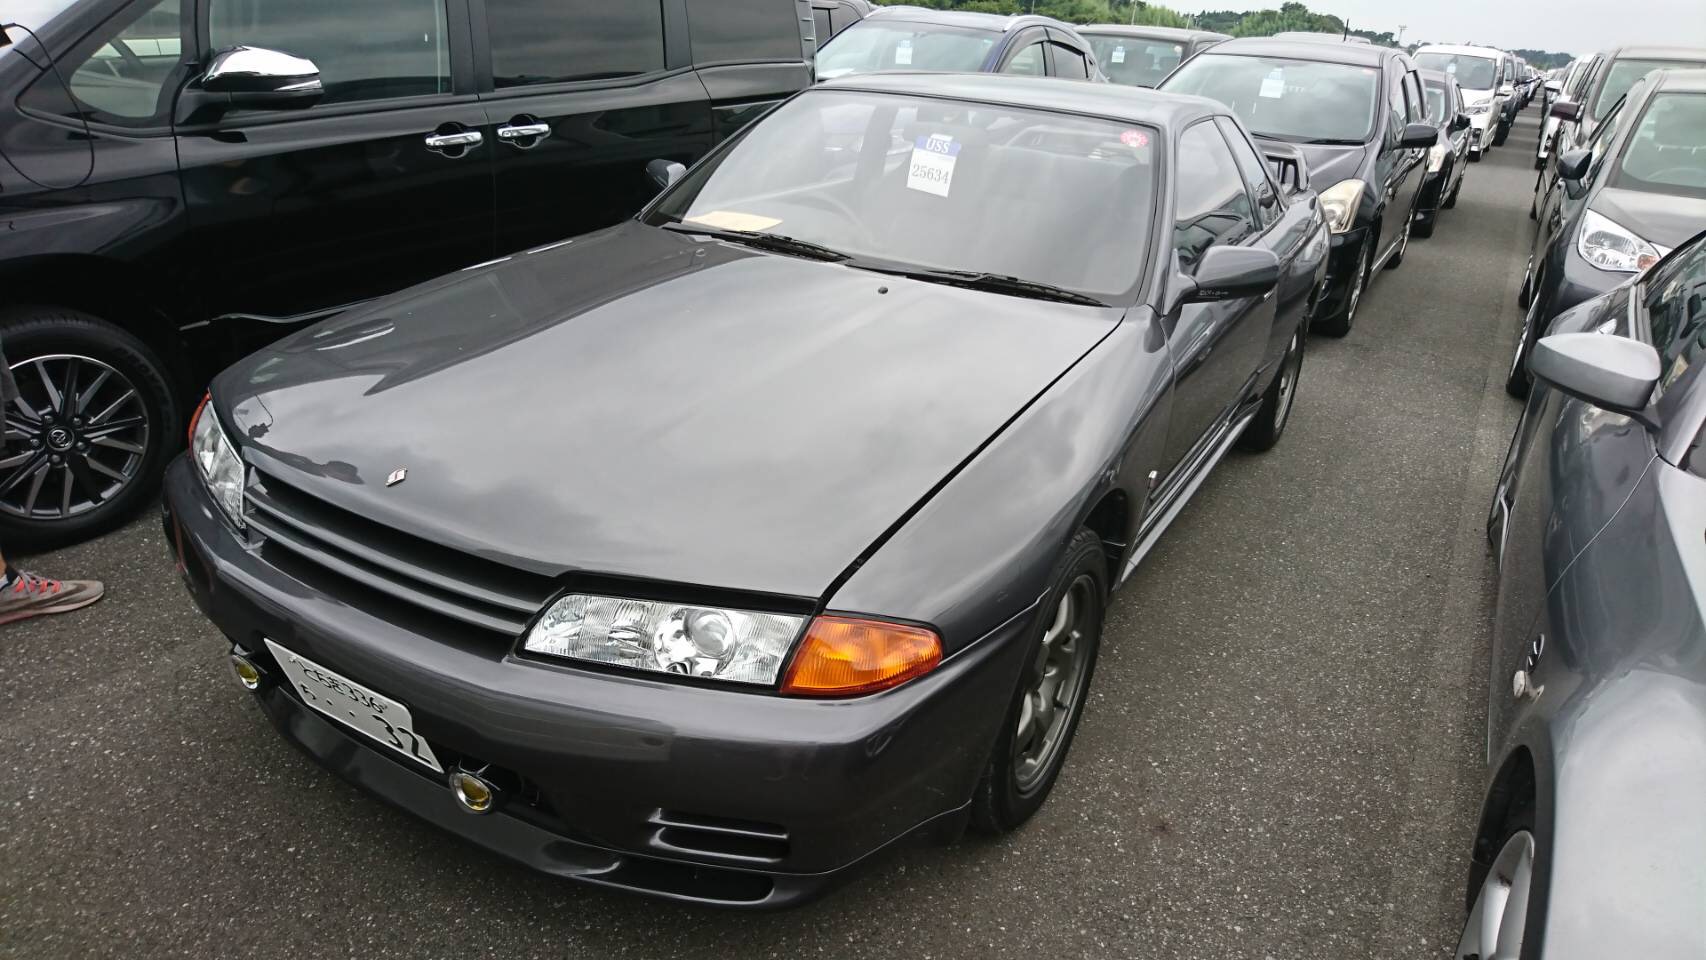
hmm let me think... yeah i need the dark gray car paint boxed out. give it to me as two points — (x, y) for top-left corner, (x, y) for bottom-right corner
(1482, 241), (1706, 956)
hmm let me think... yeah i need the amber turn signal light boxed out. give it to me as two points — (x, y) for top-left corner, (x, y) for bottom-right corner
(187, 392), (210, 446)
(780, 615), (942, 696)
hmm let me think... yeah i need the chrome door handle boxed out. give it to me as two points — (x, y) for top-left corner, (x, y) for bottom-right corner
(424, 131), (483, 150)
(497, 123), (551, 141)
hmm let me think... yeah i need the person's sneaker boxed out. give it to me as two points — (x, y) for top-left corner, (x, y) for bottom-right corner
(0, 570), (104, 625)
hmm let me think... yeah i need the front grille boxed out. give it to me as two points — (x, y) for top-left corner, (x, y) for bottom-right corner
(245, 470), (558, 638)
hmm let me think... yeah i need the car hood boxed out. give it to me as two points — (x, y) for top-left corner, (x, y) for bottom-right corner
(1254, 137), (1366, 194)
(1591, 188), (1706, 252)
(214, 222), (1119, 599)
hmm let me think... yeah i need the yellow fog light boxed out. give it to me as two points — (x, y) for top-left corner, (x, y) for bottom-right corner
(230, 653), (262, 691)
(450, 771), (496, 814)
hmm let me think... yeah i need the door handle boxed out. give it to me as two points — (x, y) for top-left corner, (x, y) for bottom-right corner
(424, 130), (483, 152)
(497, 122), (551, 144)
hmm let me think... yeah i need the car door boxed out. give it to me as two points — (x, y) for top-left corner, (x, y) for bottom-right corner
(175, 0), (494, 361)
(1159, 119), (1270, 477)
(471, 0), (720, 257)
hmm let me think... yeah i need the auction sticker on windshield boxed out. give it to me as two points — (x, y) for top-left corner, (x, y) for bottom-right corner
(907, 133), (959, 197)
(264, 639), (444, 773)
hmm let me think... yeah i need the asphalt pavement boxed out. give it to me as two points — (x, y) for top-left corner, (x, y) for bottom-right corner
(0, 107), (1546, 959)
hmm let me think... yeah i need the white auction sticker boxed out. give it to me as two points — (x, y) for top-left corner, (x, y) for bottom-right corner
(906, 133), (959, 197)
(1259, 68), (1285, 99)
(1111, 45), (1126, 64)
(895, 39), (913, 65)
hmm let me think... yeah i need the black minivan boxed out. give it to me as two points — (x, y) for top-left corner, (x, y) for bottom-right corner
(1160, 37), (1437, 336)
(0, 0), (813, 547)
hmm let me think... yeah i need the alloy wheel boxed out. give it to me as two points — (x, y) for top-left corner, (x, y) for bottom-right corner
(1274, 332), (1302, 433)
(1455, 830), (1534, 959)
(1345, 247), (1368, 325)
(1013, 574), (1097, 793)
(0, 354), (150, 520)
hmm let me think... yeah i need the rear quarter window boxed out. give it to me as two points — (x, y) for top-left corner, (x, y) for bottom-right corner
(689, 0), (802, 64)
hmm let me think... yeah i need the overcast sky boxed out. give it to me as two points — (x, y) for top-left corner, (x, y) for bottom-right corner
(1165, 0), (1706, 58)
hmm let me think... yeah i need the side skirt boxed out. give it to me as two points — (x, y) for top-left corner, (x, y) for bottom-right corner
(1116, 406), (1259, 589)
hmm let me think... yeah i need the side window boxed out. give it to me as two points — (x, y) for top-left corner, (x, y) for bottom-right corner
(828, 6), (857, 35)
(31, 0), (183, 124)
(1646, 240), (1706, 394)
(1385, 66), (1407, 140)
(485, 0), (664, 86)
(210, 0), (449, 103)
(1215, 117), (1281, 228)
(1403, 73), (1425, 123)
(1173, 120), (1258, 270)
(813, 9), (832, 47)
(1051, 43), (1090, 81)
(688, 0), (801, 65)
(1003, 42), (1045, 76)
(1585, 100), (1624, 182)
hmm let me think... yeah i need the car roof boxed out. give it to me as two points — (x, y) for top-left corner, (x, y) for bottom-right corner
(862, 5), (1070, 32)
(1605, 45), (1706, 63)
(1653, 67), (1706, 93)
(1414, 44), (1507, 59)
(1271, 31), (1371, 44)
(1074, 24), (1230, 43)
(816, 71), (1225, 127)
(1194, 36), (1393, 67)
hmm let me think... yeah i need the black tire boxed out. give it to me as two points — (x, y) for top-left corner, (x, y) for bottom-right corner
(1493, 120), (1510, 146)
(1413, 209), (1436, 239)
(1533, 154), (1546, 171)
(0, 306), (181, 550)
(1315, 238), (1372, 338)
(1238, 325), (1304, 453)
(1469, 148), (1482, 163)
(1505, 290), (1544, 399)
(1442, 176), (1461, 209)
(970, 528), (1105, 835)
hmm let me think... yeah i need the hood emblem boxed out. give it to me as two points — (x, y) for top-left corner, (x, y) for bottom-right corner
(386, 468), (407, 487)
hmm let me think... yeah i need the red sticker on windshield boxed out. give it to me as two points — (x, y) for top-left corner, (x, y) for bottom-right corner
(1120, 129), (1149, 148)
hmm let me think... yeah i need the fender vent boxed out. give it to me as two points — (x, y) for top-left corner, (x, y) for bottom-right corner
(650, 810), (790, 864)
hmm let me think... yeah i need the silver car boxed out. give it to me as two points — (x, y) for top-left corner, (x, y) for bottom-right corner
(1473, 227), (1706, 957)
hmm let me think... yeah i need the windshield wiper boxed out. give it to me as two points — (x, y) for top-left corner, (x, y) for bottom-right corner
(1300, 137), (1365, 146)
(857, 265), (1107, 306)
(662, 222), (850, 262)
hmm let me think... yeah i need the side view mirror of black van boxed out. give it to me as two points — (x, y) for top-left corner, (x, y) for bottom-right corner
(1556, 149), (1592, 182)
(1549, 100), (1583, 123)
(1399, 122), (1438, 149)
(201, 46), (322, 109)
(1451, 113), (1471, 133)
(646, 159), (687, 192)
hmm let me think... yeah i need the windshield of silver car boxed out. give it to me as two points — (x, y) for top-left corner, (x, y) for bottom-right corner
(1413, 53), (1497, 91)
(1162, 54), (1378, 144)
(815, 22), (998, 78)
(647, 89), (1159, 300)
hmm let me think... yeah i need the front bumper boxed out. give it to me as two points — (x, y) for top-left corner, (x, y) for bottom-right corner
(162, 457), (1031, 907)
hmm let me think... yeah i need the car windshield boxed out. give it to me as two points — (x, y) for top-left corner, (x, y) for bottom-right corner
(1085, 35), (1187, 87)
(1413, 53), (1498, 90)
(1162, 53), (1378, 143)
(815, 22), (998, 78)
(648, 89), (1158, 300)
(1594, 58), (1705, 118)
(1614, 93), (1706, 197)
(1423, 80), (1450, 122)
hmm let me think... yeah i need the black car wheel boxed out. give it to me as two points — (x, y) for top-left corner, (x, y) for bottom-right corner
(1457, 796), (1537, 957)
(1316, 237), (1373, 338)
(1443, 174), (1462, 209)
(1493, 119), (1510, 146)
(1238, 327), (1304, 453)
(970, 528), (1105, 834)
(1385, 214), (1410, 270)
(0, 307), (180, 549)
(1413, 207), (1437, 240)
(1504, 289), (1546, 398)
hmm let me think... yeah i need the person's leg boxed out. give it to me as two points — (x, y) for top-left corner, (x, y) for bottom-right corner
(0, 542), (104, 625)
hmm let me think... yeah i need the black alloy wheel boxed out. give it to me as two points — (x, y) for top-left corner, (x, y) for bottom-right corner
(1238, 326), (1304, 452)
(971, 528), (1106, 834)
(1385, 214), (1411, 270)
(0, 308), (179, 549)
(1316, 237), (1373, 338)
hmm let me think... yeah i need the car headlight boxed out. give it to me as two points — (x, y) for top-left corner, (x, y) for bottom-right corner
(525, 594), (941, 694)
(1318, 178), (1365, 235)
(1577, 209), (1670, 273)
(188, 393), (244, 529)
(1427, 143), (1448, 173)
(1465, 103), (1491, 115)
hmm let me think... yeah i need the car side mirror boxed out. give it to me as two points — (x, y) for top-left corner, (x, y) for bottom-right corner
(1545, 79), (1563, 94)
(1556, 148), (1591, 182)
(1399, 122), (1438, 149)
(1451, 113), (1471, 132)
(1179, 246), (1281, 304)
(201, 46), (322, 108)
(1549, 100), (1582, 122)
(1530, 333), (1661, 429)
(646, 159), (687, 192)
(1499, 84), (1515, 97)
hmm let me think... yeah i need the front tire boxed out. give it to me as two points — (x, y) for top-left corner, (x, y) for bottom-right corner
(1493, 119), (1510, 146)
(970, 529), (1105, 835)
(1238, 327), (1304, 452)
(1315, 237), (1373, 338)
(0, 307), (180, 550)
(1413, 208), (1437, 240)
(1385, 214), (1411, 269)
(1456, 805), (1536, 958)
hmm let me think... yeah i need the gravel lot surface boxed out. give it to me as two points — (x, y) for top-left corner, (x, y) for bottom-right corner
(0, 107), (1547, 960)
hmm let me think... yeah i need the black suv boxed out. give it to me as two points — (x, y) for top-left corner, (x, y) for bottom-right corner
(0, 0), (813, 547)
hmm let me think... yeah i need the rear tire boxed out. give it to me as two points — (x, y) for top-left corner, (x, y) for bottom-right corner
(0, 307), (180, 551)
(970, 529), (1105, 835)
(1238, 327), (1304, 453)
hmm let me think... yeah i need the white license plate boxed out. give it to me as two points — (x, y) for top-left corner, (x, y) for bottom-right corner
(264, 639), (444, 773)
